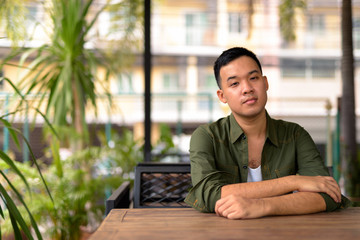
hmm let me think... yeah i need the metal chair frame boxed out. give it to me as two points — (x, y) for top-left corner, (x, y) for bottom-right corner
(105, 162), (191, 215)
(134, 162), (191, 208)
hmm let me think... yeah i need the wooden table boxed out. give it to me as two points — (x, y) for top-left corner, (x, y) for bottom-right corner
(90, 207), (360, 239)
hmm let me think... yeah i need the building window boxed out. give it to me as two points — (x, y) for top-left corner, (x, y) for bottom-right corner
(185, 13), (208, 45)
(311, 59), (336, 78)
(117, 73), (134, 93)
(228, 13), (243, 33)
(205, 74), (217, 89)
(197, 74), (217, 110)
(281, 58), (336, 80)
(199, 74), (217, 92)
(307, 15), (325, 33)
(162, 73), (179, 92)
(281, 59), (306, 78)
(354, 17), (360, 49)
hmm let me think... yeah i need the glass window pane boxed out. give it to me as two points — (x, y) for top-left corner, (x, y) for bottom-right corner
(307, 15), (325, 33)
(185, 13), (208, 45)
(354, 18), (360, 49)
(311, 59), (336, 78)
(228, 13), (243, 33)
(162, 73), (179, 91)
(281, 58), (306, 78)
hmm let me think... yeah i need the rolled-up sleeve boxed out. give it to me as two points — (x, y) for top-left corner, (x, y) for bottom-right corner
(184, 126), (239, 213)
(295, 126), (351, 211)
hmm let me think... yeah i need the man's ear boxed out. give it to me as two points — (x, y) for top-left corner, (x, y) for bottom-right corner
(263, 76), (269, 91)
(217, 89), (227, 103)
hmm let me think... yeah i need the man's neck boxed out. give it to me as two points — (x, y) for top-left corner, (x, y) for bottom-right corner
(235, 110), (267, 138)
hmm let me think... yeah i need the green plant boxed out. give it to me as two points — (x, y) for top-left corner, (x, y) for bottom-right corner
(2, 0), (143, 150)
(0, 129), (44, 240)
(279, 0), (306, 42)
(1, 128), (142, 240)
(0, 79), (55, 240)
(0, 0), (29, 46)
(98, 128), (143, 174)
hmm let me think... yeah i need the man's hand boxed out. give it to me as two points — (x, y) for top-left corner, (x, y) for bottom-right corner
(215, 191), (327, 219)
(215, 175), (341, 220)
(294, 175), (341, 203)
(215, 195), (268, 220)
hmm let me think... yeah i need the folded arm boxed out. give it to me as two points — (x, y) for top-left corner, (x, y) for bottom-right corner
(221, 175), (341, 202)
(216, 175), (342, 219)
(215, 191), (326, 219)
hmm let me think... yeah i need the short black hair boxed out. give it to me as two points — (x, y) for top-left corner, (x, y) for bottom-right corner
(213, 47), (262, 89)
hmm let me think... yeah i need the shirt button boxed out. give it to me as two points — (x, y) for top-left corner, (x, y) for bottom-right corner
(243, 166), (248, 169)
(242, 135), (246, 140)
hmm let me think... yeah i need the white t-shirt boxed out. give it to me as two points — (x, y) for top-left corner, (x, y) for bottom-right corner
(247, 165), (262, 182)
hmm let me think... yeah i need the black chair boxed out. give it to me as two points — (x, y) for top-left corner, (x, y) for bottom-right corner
(105, 162), (191, 215)
(105, 181), (131, 216)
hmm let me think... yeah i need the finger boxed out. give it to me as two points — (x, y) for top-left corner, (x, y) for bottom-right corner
(326, 178), (341, 202)
(215, 198), (225, 214)
(216, 197), (233, 217)
(215, 199), (226, 217)
(216, 204), (227, 218)
(325, 182), (341, 203)
(227, 210), (242, 220)
(317, 176), (341, 202)
(220, 204), (237, 219)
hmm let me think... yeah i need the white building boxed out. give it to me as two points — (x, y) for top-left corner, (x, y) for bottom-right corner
(1, 0), (359, 160)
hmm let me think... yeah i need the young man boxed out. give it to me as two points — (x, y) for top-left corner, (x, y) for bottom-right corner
(184, 47), (349, 219)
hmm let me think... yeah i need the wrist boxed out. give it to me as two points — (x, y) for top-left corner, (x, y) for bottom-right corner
(261, 198), (273, 216)
(286, 175), (298, 192)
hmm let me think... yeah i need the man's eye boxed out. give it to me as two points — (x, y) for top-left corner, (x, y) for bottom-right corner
(250, 76), (258, 80)
(230, 82), (239, 87)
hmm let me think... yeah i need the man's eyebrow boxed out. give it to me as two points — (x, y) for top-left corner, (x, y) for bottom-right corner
(226, 70), (260, 81)
(226, 76), (237, 81)
(249, 70), (260, 75)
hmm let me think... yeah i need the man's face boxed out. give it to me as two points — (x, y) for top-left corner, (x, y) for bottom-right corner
(216, 56), (268, 120)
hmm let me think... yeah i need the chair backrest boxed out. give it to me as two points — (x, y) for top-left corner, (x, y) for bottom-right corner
(105, 181), (131, 215)
(133, 162), (192, 208)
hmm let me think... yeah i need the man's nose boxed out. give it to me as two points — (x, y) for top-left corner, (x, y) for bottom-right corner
(242, 80), (254, 95)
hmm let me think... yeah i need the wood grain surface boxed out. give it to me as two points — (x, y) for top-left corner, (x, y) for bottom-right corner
(90, 207), (360, 240)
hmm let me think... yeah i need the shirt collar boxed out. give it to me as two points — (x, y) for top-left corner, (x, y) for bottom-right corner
(265, 111), (279, 147)
(229, 113), (244, 143)
(229, 111), (279, 147)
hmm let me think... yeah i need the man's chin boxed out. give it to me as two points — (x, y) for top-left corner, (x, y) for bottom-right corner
(236, 109), (266, 119)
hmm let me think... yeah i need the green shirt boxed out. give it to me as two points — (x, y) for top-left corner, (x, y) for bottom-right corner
(185, 112), (350, 213)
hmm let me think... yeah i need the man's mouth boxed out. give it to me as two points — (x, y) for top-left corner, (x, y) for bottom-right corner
(243, 97), (257, 104)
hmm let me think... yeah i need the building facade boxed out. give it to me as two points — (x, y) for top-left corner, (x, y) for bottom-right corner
(1, 0), (360, 158)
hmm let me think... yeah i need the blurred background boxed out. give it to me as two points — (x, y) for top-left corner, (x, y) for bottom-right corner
(1, 0), (359, 164)
(1, 0), (359, 238)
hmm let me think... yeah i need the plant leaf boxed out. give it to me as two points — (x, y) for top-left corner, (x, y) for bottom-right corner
(0, 201), (4, 218)
(0, 184), (35, 240)
(0, 171), (43, 239)
(0, 150), (31, 193)
(8, 212), (23, 240)
(20, 132), (54, 203)
(0, 118), (20, 149)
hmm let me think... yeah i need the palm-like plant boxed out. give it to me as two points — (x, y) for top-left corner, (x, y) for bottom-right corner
(15, 0), (103, 149)
(1, 128), (143, 240)
(1, 0), (143, 238)
(279, 0), (306, 42)
(5, 0), (142, 149)
(0, 78), (55, 240)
